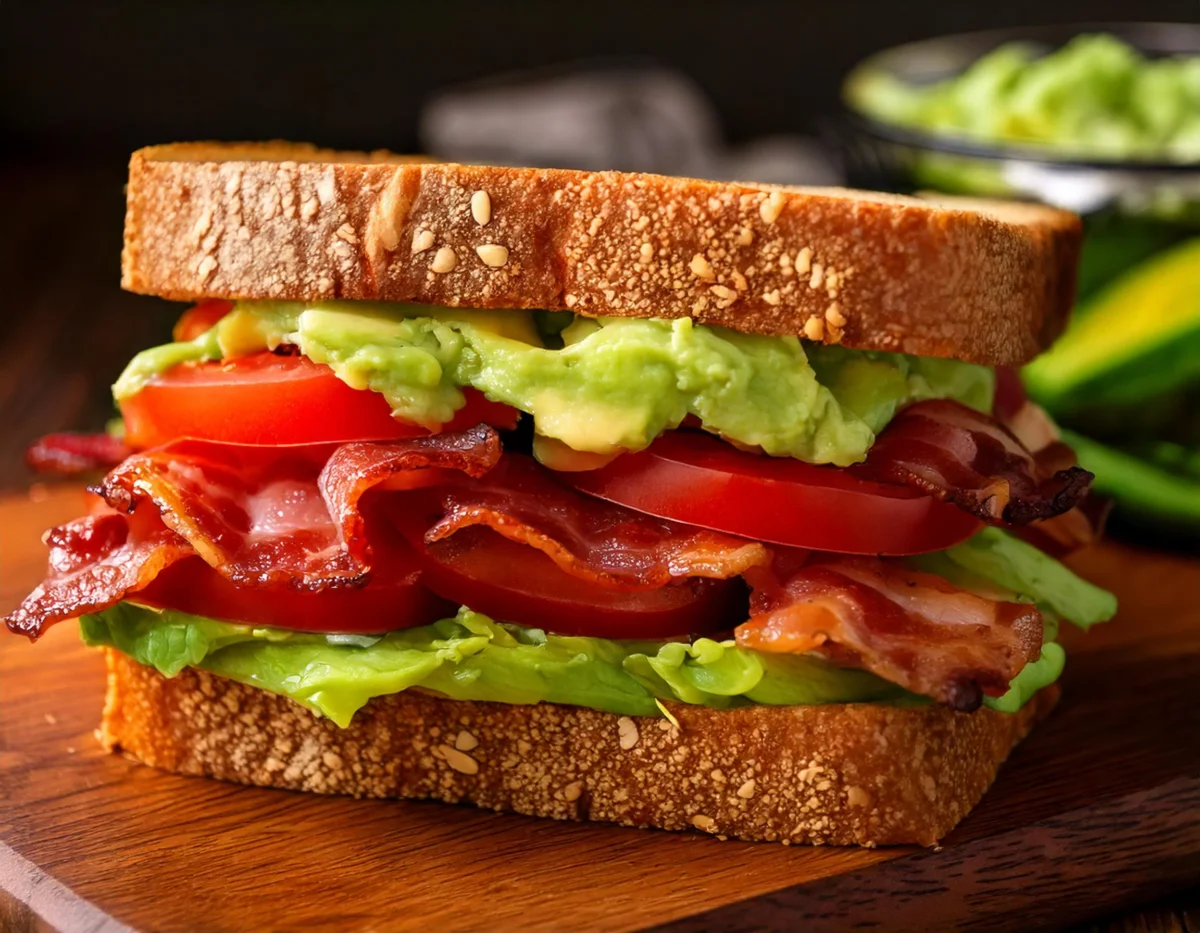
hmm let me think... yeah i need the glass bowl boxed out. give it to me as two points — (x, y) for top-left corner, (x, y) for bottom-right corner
(840, 23), (1200, 220)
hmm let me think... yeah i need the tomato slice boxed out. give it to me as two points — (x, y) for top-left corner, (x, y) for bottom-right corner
(405, 524), (745, 640)
(121, 352), (519, 448)
(135, 532), (455, 635)
(174, 299), (235, 341)
(560, 431), (982, 556)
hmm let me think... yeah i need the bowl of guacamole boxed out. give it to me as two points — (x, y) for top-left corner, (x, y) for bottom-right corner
(846, 28), (1200, 166)
(840, 25), (1200, 544)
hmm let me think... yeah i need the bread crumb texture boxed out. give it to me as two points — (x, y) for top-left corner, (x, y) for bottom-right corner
(100, 649), (1056, 846)
(120, 143), (1081, 366)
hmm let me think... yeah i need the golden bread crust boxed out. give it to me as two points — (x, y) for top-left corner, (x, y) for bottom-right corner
(100, 649), (1056, 846)
(121, 142), (1081, 365)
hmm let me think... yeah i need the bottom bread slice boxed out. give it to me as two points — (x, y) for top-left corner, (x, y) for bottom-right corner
(99, 648), (1057, 846)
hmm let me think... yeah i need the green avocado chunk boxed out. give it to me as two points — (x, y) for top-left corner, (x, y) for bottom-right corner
(112, 301), (992, 467)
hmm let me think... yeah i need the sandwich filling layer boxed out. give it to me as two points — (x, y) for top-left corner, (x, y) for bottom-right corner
(9, 300), (1116, 724)
(76, 523), (1110, 725)
(115, 301), (993, 466)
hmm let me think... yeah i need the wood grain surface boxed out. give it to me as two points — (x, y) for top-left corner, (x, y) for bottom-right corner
(1, 485), (1198, 932)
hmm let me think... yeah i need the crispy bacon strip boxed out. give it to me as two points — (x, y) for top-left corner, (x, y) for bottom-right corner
(854, 399), (1092, 525)
(11, 424), (1052, 709)
(998, 391), (1108, 553)
(5, 510), (191, 639)
(737, 552), (1043, 711)
(95, 426), (501, 590)
(26, 433), (135, 476)
(322, 425), (501, 561)
(425, 454), (769, 587)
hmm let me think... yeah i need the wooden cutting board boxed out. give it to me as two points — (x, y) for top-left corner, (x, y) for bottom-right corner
(1, 486), (1198, 933)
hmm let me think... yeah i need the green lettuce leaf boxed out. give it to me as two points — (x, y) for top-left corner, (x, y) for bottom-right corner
(622, 638), (907, 708)
(983, 643), (1065, 714)
(83, 599), (1060, 728)
(911, 527), (1117, 629)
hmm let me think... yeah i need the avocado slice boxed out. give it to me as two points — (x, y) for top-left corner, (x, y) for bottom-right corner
(1023, 237), (1200, 413)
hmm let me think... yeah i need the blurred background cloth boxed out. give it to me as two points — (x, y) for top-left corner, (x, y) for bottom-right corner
(420, 64), (840, 184)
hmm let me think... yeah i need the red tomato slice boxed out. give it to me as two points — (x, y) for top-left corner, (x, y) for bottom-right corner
(407, 524), (744, 640)
(135, 536), (455, 635)
(174, 299), (235, 341)
(121, 353), (519, 448)
(560, 431), (982, 556)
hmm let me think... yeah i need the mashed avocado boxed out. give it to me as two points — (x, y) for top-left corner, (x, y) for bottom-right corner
(114, 300), (992, 467)
(848, 33), (1200, 163)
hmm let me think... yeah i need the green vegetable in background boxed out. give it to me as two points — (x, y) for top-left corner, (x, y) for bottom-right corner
(1021, 237), (1200, 534)
(1062, 430), (1200, 531)
(1023, 237), (1200, 413)
(1074, 214), (1195, 302)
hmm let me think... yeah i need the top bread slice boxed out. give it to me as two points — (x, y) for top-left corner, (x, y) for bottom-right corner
(122, 142), (1082, 366)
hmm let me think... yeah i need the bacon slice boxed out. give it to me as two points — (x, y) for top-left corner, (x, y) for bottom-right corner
(737, 552), (1043, 710)
(26, 433), (135, 476)
(10, 424), (1053, 708)
(5, 422), (498, 638)
(322, 425), (501, 561)
(424, 454), (770, 587)
(854, 399), (1093, 525)
(5, 510), (191, 639)
(96, 426), (501, 590)
(1017, 494), (1111, 556)
(999, 393), (1108, 553)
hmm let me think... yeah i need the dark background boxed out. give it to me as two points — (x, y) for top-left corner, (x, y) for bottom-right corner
(1, 0), (1197, 489)
(7, 0), (1200, 159)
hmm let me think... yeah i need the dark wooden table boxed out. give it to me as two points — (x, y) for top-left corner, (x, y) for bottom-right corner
(1, 160), (1196, 932)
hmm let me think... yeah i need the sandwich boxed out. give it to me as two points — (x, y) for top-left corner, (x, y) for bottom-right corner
(7, 142), (1117, 846)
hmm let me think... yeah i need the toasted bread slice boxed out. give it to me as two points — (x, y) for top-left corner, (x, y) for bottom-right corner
(99, 649), (1056, 846)
(122, 142), (1081, 366)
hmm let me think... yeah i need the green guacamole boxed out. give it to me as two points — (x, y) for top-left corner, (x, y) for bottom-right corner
(113, 301), (992, 467)
(81, 529), (1113, 726)
(848, 33), (1200, 163)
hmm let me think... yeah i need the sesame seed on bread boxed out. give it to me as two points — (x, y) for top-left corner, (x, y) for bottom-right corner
(99, 649), (1057, 847)
(121, 142), (1082, 367)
